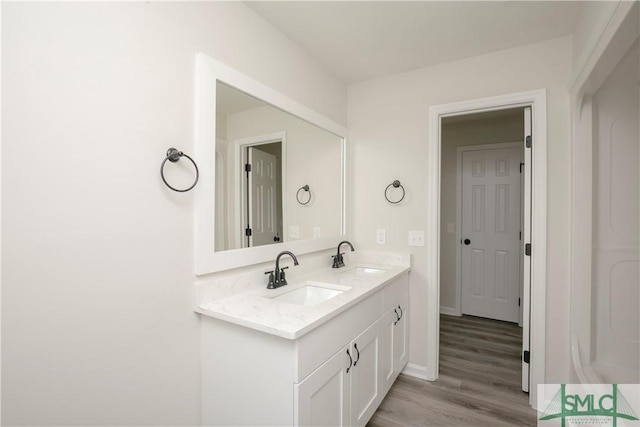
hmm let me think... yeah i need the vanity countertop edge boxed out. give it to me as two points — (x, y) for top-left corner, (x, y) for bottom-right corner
(194, 263), (410, 340)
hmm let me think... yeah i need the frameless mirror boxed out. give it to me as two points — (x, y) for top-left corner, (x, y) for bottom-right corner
(195, 53), (347, 274)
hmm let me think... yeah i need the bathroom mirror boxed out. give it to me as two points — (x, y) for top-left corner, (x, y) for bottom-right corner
(195, 53), (347, 274)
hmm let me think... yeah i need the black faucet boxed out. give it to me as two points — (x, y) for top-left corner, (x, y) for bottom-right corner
(266, 251), (299, 289)
(332, 241), (355, 268)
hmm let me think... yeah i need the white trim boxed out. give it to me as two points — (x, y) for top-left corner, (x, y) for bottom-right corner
(195, 53), (348, 275)
(427, 89), (547, 410)
(401, 363), (428, 380)
(439, 306), (460, 317)
(454, 141), (521, 320)
(521, 107), (532, 393)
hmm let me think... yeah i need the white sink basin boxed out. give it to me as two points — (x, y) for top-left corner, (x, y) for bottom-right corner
(269, 282), (351, 306)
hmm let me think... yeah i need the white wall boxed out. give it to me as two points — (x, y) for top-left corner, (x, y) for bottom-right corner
(1, 2), (346, 425)
(440, 113), (524, 311)
(348, 36), (573, 382)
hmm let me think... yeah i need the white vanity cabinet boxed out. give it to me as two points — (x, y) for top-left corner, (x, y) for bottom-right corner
(380, 274), (409, 394)
(200, 272), (409, 427)
(295, 323), (380, 427)
(294, 322), (382, 426)
(296, 344), (350, 426)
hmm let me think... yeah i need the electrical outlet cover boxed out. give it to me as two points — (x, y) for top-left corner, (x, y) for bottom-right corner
(408, 230), (425, 247)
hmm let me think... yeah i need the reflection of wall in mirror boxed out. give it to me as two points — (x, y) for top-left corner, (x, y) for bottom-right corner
(217, 105), (342, 249)
(214, 137), (229, 252)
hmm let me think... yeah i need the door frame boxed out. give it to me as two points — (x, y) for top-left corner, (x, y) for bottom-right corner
(426, 89), (547, 409)
(455, 141), (523, 323)
(234, 132), (287, 249)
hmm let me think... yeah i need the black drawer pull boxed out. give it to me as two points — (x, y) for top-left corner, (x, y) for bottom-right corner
(353, 343), (360, 366)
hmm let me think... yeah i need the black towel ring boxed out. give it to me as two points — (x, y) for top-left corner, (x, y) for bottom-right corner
(296, 185), (312, 205)
(385, 180), (405, 204)
(160, 148), (199, 193)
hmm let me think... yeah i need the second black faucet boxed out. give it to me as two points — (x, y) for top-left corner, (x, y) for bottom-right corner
(332, 240), (355, 268)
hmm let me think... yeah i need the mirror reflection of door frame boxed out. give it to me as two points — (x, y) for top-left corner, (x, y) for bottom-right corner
(234, 132), (287, 249)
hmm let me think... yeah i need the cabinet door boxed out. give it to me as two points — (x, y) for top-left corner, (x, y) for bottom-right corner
(393, 304), (408, 375)
(350, 323), (382, 427)
(380, 310), (395, 395)
(295, 346), (351, 427)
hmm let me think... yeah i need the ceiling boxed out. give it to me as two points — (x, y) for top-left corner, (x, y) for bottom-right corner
(246, 1), (586, 84)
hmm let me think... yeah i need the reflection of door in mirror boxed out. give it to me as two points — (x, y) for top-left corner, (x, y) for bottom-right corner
(245, 143), (283, 248)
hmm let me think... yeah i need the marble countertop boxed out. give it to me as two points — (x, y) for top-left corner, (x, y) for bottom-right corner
(195, 262), (410, 340)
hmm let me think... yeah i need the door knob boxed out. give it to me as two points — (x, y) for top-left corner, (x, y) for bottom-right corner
(464, 239), (471, 245)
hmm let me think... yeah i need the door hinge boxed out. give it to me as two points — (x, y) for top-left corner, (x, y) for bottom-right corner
(523, 350), (530, 364)
(519, 231), (522, 240)
(518, 298), (521, 307)
(525, 243), (531, 256)
(245, 163), (252, 173)
(520, 162), (524, 173)
(525, 135), (532, 148)
(245, 227), (252, 237)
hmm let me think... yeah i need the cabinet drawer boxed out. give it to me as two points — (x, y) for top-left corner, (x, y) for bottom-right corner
(296, 291), (382, 382)
(382, 273), (409, 313)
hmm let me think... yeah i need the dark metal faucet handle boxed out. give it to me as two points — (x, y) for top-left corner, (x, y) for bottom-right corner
(265, 270), (276, 288)
(331, 255), (341, 268)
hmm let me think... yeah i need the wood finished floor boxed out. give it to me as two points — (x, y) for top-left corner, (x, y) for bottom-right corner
(368, 314), (537, 427)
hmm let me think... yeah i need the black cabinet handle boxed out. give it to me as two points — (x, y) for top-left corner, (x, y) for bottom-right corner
(394, 308), (400, 325)
(464, 239), (471, 245)
(398, 305), (403, 320)
(353, 343), (360, 366)
(346, 349), (353, 373)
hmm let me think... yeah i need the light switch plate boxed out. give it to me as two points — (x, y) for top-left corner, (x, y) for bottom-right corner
(408, 230), (425, 247)
(376, 229), (386, 245)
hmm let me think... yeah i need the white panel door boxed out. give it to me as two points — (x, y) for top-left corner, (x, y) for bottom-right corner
(350, 323), (381, 427)
(380, 310), (395, 395)
(295, 346), (350, 427)
(392, 304), (408, 375)
(247, 147), (278, 247)
(461, 147), (522, 323)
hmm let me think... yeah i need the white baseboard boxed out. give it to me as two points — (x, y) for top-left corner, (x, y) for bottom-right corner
(402, 363), (429, 380)
(439, 306), (460, 316)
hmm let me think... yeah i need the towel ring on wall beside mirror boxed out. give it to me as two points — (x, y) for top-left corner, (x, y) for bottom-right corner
(385, 180), (405, 204)
(160, 148), (199, 192)
(296, 185), (312, 205)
